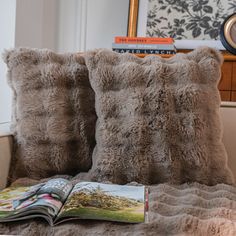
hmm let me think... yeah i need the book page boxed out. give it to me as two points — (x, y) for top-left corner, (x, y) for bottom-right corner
(0, 184), (43, 219)
(0, 178), (73, 222)
(36, 178), (73, 203)
(57, 182), (145, 223)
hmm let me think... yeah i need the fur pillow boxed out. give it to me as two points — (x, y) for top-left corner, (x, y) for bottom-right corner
(85, 47), (234, 185)
(3, 48), (96, 180)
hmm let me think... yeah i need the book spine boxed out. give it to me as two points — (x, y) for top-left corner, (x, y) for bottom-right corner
(112, 43), (175, 50)
(145, 187), (149, 223)
(115, 36), (174, 44)
(112, 48), (176, 54)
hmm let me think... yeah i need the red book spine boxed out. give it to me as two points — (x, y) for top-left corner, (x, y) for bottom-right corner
(115, 36), (174, 44)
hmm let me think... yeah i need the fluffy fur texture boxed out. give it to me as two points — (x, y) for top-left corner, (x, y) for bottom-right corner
(85, 47), (234, 185)
(1, 178), (236, 235)
(3, 48), (97, 180)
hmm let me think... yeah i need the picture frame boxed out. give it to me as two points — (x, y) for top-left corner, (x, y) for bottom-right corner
(127, 0), (234, 50)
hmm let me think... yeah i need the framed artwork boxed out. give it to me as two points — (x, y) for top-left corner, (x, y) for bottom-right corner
(128, 0), (236, 49)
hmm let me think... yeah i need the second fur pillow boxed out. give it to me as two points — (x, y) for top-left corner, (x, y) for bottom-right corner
(85, 47), (234, 185)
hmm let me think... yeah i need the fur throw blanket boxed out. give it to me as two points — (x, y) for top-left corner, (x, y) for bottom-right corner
(0, 177), (236, 236)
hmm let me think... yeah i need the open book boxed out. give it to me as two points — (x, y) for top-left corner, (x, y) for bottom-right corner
(0, 178), (148, 226)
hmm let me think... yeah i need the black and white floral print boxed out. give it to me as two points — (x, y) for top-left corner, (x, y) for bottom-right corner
(146, 0), (236, 40)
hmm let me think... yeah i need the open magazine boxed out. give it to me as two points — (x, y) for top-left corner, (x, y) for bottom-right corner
(0, 178), (148, 226)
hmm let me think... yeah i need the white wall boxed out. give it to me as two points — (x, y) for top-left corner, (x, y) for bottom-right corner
(56, 0), (129, 52)
(15, 0), (57, 50)
(13, 0), (129, 52)
(85, 0), (129, 50)
(0, 0), (16, 124)
(57, 0), (83, 53)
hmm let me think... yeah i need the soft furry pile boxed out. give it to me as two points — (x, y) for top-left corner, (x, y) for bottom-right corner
(1, 47), (236, 235)
(85, 47), (234, 185)
(3, 48), (97, 180)
(1, 178), (236, 236)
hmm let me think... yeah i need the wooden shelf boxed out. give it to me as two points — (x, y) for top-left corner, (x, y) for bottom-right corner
(135, 50), (236, 61)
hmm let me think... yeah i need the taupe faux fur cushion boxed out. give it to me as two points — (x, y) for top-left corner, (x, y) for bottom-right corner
(3, 48), (96, 180)
(85, 47), (234, 185)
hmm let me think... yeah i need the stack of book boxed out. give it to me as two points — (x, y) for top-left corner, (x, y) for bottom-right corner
(112, 36), (176, 55)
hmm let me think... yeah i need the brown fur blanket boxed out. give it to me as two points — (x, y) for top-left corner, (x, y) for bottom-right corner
(0, 177), (236, 235)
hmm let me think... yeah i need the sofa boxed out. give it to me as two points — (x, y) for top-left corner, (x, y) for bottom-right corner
(1, 103), (236, 190)
(1, 47), (236, 235)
